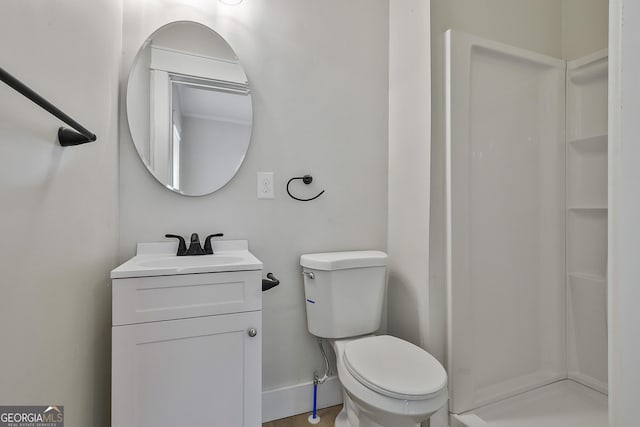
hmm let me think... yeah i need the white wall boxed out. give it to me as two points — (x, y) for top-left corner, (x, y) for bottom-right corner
(388, 2), (449, 425)
(608, 1), (640, 425)
(387, 0), (431, 359)
(0, 1), (121, 426)
(119, 0), (389, 415)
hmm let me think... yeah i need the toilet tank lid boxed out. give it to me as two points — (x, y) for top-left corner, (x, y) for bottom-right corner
(300, 250), (387, 271)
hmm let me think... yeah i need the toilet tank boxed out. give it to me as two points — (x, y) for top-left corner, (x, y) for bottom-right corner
(300, 250), (387, 338)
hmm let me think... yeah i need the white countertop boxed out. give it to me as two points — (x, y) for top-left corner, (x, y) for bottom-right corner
(111, 240), (262, 279)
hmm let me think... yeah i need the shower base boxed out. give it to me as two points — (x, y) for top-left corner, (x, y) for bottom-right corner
(450, 380), (607, 427)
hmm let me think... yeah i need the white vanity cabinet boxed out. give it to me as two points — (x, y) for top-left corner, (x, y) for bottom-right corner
(111, 242), (262, 427)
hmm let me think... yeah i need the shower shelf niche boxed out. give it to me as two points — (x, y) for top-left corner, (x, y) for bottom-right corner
(568, 272), (606, 282)
(567, 137), (608, 208)
(565, 49), (608, 396)
(567, 206), (607, 211)
(568, 133), (608, 147)
(567, 209), (608, 278)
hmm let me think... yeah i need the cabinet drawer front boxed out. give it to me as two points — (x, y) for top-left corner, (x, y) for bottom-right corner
(112, 270), (261, 325)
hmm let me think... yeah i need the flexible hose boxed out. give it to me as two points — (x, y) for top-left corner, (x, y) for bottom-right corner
(315, 338), (330, 384)
(308, 339), (330, 424)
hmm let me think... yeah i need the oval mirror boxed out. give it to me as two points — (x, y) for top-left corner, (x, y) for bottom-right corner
(126, 21), (252, 196)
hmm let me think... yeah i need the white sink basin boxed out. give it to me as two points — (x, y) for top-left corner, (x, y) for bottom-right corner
(111, 240), (262, 278)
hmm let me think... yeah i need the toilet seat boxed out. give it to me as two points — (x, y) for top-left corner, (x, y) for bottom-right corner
(333, 337), (449, 427)
(343, 335), (447, 401)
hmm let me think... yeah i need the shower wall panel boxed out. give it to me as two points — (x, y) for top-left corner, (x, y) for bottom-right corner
(445, 31), (567, 414)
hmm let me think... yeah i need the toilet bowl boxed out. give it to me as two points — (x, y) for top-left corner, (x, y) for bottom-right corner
(300, 251), (449, 427)
(331, 336), (447, 427)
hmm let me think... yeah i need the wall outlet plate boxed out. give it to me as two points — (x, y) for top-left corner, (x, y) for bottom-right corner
(257, 172), (274, 199)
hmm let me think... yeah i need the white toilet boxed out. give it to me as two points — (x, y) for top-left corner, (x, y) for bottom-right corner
(301, 250), (448, 427)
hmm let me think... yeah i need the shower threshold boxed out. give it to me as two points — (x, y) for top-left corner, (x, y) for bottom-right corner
(451, 380), (607, 427)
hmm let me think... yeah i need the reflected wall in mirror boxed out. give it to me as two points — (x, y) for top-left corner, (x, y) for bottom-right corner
(127, 21), (252, 196)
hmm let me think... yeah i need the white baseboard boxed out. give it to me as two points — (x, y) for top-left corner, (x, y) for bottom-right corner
(262, 376), (343, 423)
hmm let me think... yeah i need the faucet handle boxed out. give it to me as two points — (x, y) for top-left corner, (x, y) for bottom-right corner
(204, 233), (224, 255)
(165, 234), (187, 256)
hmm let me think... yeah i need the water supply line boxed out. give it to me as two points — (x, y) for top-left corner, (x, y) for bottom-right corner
(308, 338), (330, 425)
(315, 338), (330, 384)
(309, 380), (320, 425)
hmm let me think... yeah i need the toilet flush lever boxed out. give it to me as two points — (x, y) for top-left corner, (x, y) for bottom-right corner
(303, 271), (315, 279)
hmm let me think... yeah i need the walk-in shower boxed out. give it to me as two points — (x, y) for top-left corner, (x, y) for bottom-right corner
(445, 30), (608, 427)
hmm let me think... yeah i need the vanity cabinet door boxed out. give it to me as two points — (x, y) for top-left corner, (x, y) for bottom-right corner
(112, 311), (261, 427)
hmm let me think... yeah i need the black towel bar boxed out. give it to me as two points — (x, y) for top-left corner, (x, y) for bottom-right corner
(0, 67), (96, 146)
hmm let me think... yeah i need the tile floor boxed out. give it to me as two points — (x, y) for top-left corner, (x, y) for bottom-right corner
(262, 405), (342, 427)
